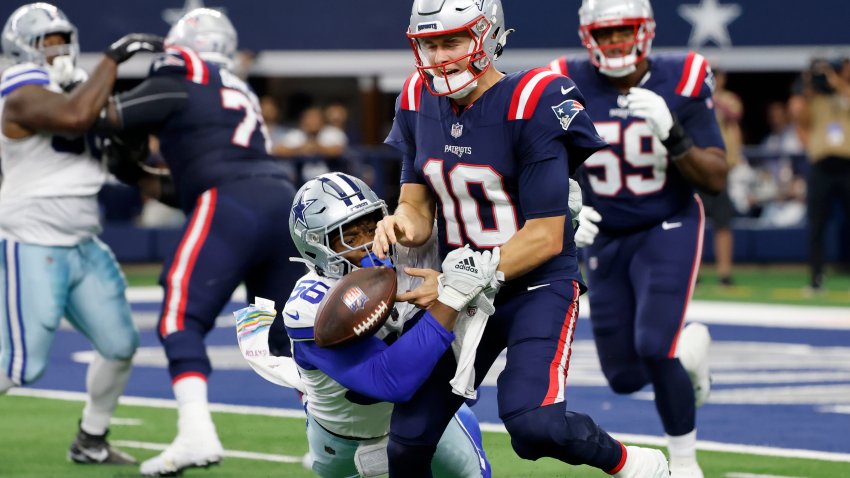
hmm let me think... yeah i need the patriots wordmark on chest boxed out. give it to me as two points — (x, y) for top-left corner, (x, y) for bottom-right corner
(451, 122), (464, 138)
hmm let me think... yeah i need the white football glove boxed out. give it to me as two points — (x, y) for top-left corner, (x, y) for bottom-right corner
(627, 87), (674, 141)
(574, 206), (602, 248)
(568, 178), (583, 230)
(438, 245), (499, 312)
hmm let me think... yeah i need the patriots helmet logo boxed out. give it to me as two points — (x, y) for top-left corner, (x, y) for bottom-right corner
(551, 99), (585, 131)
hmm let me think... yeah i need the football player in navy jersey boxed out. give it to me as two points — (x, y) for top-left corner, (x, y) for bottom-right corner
(548, 1), (728, 476)
(371, 0), (669, 476)
(97, 9), (302, 476)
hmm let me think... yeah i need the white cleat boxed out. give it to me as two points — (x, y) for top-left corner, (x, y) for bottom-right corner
(677, 322), (712, 407)
(670, 461), (704, 478)
(614, 446), (670, 478)
(140, 434), (223, 477)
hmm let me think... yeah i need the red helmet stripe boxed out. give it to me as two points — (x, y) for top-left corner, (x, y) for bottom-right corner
(676, 52), (707, 97)
(509, 69), (558, 120)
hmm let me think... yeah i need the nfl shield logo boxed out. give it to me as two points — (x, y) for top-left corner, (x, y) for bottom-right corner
(451, 122), (463, 138)
(342, 287), (369, 312)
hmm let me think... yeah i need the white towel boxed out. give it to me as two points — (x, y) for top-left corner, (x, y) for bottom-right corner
(449, 288), (497, 399)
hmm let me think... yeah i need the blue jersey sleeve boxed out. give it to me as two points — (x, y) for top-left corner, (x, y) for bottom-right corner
(517, 75), (608, 174)
(293, 311), (454, 403)
(670, 53), (725, 150)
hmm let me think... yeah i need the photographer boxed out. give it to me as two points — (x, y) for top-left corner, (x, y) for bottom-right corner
(798, 57), (850, 293)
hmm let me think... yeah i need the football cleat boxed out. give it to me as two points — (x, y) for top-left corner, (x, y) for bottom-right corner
(614, 446), (669, 478)
(139, 433), (223, 477)
(670, 461), (704, 478)
(677, 322), (712, 407)
(68, 427), (137, 465)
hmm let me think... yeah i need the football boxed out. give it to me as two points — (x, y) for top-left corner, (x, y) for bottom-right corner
(314, 266), (397, 347)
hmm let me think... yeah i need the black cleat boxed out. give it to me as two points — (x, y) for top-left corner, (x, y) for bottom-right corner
(68, 426), (137, 465)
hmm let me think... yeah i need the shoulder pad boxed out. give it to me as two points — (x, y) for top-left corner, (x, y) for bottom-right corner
(399, 71), (424, 112)
(674, 51), (710, 98)
(0, 62), (50, 97)
(150, 46), (209, 85)
(547, 56), (569, 77)
(508, 68), (562, 121)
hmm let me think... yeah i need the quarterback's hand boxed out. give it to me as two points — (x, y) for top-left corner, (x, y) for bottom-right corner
(627, 87), (674, 140)
(568, 178), (583, 230)
(372, 214), (416, 259)
(397, 267), (440, 309)
(104, 34), (164, 64)
(438, 246), (499, 311)
(575, 206), (602, 248)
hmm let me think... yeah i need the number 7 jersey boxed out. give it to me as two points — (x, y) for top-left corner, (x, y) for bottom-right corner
(385, 68), (607, 287)
(549, 52), (726, 233)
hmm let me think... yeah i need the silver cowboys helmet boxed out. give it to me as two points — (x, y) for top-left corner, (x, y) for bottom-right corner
(165, 8), (237, 69)
(1, 3), (80, 84)
(289, 173), (389, 279)
(578, 0), (655, 78)
(407, 0), (512, 99)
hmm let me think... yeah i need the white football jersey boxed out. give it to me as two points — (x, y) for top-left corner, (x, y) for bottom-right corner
(0, 62), (106, 245)
(283, 235), (441, 439)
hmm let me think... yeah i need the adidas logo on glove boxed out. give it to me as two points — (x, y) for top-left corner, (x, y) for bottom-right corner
(454, 257), (479, 274)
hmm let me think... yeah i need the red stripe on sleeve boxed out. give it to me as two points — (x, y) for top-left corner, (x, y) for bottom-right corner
(675, 51), (697, 96)
(508, 69), (545, 120)
(522, 74), (559, 119)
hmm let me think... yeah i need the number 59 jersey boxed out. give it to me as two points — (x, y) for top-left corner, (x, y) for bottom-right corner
(386, 69), (607, 287)
(550, 52), (725, 233)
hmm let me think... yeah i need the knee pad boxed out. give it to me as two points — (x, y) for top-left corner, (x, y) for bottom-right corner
(96, 329), (139, 361)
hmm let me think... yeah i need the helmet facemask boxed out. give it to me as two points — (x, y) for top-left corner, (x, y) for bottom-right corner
(408, 16), (492, 99)
(579, 17), (655, 78)
(39, 32), (79, 86)
(290, 173), (394, 279)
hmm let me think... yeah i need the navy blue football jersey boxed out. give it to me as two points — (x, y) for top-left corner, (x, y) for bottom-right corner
(148, 46), (284, 210)
(386, 68), (607, 287)
(549, 52), (725, 232)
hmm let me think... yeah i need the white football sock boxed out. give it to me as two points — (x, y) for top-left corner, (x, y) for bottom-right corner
(173, 375), (217, 436)
(0, 373), (15, 394)
(80, 354), (132, 436)
(667, 429), (698, 467)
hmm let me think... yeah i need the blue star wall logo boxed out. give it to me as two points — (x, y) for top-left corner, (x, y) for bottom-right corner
(551, 99), (585, 132)
(678, 0), (742, 48)
(291, 196), (316, 228)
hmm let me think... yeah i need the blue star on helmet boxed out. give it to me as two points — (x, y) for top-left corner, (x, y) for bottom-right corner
(292, 197), (316, 228)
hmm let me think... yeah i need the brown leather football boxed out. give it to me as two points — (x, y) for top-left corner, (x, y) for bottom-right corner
(314, 266), (397, 348)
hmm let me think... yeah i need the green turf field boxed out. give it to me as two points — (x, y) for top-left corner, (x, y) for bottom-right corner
(0, 395), (846, 478)
(123, 263), (850, 306)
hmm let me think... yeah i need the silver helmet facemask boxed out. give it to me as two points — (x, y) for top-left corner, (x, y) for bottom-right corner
(289, 173), (392, 279)
(1, 3), (79, 84)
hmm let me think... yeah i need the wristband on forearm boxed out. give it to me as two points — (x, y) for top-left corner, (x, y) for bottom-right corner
(662, 114), (694, 160)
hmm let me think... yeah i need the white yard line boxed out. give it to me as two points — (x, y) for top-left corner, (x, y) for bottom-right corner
(14, 388), (848, 464)
(128, 286), (849, 331)
(726, 474), (806, 478)
(111, 440), (303, 464)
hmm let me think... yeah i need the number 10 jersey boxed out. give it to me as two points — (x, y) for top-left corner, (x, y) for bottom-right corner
(386, 68), (607, 288)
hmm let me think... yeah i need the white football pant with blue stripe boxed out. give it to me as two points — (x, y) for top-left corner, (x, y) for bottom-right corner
(0, 238), (137, 388)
